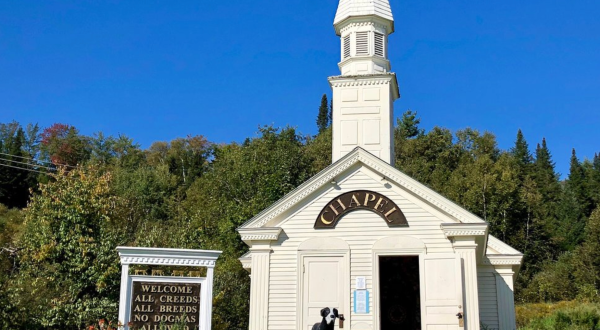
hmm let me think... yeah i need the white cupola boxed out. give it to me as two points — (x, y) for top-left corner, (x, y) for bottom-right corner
(329, 0), (400, 165)
(334, 0), (395, 76)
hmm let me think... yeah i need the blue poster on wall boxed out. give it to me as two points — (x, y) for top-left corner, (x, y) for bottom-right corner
(354, 290), (369, 314)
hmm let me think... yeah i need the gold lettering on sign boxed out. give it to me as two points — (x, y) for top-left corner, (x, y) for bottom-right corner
(315, 190), (408, 229)
(364, 193), (376, 206)
(384, 207), (398, 222)
(374, 197), (388, 212)
(329, 199), (347, 216)
(349, 194), (361, 207)
(129, 282), (201, 330)
(320, 210), (334, 225)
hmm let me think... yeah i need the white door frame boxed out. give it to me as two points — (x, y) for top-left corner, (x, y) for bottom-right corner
(371, 236), (427, 330)
(297, 238), (351, 330)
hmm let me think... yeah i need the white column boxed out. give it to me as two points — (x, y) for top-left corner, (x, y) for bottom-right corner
(203, 266), (215, 330)
(118, 264), (130, 330)
(453, 237), (480, 330)
(495, 266), (516, 330)
(249, 247), (272, 330)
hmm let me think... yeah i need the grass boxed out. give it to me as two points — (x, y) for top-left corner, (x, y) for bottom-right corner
(517, 301), (600, 330)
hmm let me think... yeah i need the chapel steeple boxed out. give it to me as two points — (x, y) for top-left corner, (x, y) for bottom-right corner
(329, 0), (400, 164)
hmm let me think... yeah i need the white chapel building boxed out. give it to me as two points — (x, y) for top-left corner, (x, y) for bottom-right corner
(238, 1), (523, 330)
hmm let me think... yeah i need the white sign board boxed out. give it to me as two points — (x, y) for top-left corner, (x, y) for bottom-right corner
(356, 277), (366, 290)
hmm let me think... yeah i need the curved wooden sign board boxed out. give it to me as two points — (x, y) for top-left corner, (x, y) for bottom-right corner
(315, 190), (408, 229)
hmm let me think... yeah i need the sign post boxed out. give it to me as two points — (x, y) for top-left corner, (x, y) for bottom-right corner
(117, 247), (222, 330)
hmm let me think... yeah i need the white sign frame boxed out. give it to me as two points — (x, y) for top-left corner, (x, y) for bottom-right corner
(117, 247), (222, 330)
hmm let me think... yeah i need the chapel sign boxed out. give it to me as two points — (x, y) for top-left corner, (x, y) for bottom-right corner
(315, 190), (408, 228)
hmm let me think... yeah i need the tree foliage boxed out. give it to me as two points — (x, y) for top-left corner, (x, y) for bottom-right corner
(0, 104), (600, 329)
(316, 94), (331, 134)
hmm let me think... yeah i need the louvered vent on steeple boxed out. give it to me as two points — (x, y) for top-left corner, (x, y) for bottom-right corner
(356, 32), (369, 56)
(343, 35), (351, 59)
(374, 32), (385, 57)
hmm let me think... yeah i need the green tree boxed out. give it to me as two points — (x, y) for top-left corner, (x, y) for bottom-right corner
(394, 112), (457, 192)
(531, 139), (562, 248)
(184, 126), (313, 329)
(568, 149), (592, 216)
(0, 205), (24, 329)
(571, 206), (600, 300)
(10, 167), (124, 329)
(511, 129), (534, 174)
(39, 123), (90, 167)
(396, 110), (424, 140)
(447, 129), (500, 221)
(0, 123), (30, 208)
(554, 149), (590, 250)
(316, 94), (331, 133)
(304, 126), (332, 174)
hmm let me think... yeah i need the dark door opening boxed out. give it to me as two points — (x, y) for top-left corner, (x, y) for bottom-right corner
(379, 256), (421, 330)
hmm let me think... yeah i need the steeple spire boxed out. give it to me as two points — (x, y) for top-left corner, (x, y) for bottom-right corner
(329, 0), (399, 165)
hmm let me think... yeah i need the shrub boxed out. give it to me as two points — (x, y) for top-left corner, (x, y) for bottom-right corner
(517, 302), (600, 330)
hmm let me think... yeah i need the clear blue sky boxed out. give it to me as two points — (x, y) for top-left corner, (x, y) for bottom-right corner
(1, 0), (598, 177)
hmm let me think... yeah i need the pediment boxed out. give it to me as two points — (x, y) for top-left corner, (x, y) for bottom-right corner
(237, 147), (522, 258)
(239, 147), (487, 229)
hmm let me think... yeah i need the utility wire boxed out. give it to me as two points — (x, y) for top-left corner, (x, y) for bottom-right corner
(0, 152), (78, 169)
(0, 162), (53, 175)
(0, 156), (56, 172)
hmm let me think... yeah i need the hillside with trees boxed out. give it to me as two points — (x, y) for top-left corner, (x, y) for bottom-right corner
(0, 101), (599, 329)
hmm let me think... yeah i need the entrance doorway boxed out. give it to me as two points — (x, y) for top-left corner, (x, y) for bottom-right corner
(379, 256), (421, 330)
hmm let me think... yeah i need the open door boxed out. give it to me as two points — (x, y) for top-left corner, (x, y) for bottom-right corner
(420, 254), (464, 330)
(301, 255), (347, 330)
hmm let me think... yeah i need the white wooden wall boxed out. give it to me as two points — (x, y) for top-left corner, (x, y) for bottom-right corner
(267, 168), (456, 330)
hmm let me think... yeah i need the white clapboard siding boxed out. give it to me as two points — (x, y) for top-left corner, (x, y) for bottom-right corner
(478, 270), (499, 330)
(267, 169), (454, 330)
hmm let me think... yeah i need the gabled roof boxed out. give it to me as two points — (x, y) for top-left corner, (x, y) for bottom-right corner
(334, 0), (394, 26)
(241, 147), (485, 228)
(237, 147), (521, 260)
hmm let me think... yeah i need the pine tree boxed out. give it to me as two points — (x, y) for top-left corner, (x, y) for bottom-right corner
(511, 129), (533, 175)
(329, 99), (333, 125)
(568, 149), (592, 216)
(589, 153), (600, 210)
(552, 149), (591, 250)
(316, 94), (330, 134)
(533, 139), (561, 201)
(396, 110), (423, 139)
(531, 138), (562, 251)
(0, 124), (29, 208)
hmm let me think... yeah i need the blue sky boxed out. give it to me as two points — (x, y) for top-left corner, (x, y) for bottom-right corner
(1, 0), (598, 177)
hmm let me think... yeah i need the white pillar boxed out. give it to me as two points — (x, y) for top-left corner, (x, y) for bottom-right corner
(203, 266), (215, 330)
(495, 266), (516, 330)
(118, 264), (130, 330)
(249, 247), (272, 330)
(453, 237), (481, 330)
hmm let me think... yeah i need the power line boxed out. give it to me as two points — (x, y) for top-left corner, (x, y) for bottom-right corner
(0, 156), (56, 172)
(0, 152), (78, 169)
(0, 162), (53, 175)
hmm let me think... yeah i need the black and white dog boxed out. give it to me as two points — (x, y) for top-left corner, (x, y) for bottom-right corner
(311, 307), (344, 330)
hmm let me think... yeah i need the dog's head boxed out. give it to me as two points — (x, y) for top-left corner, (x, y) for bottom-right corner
(320, 307), (339, 325)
